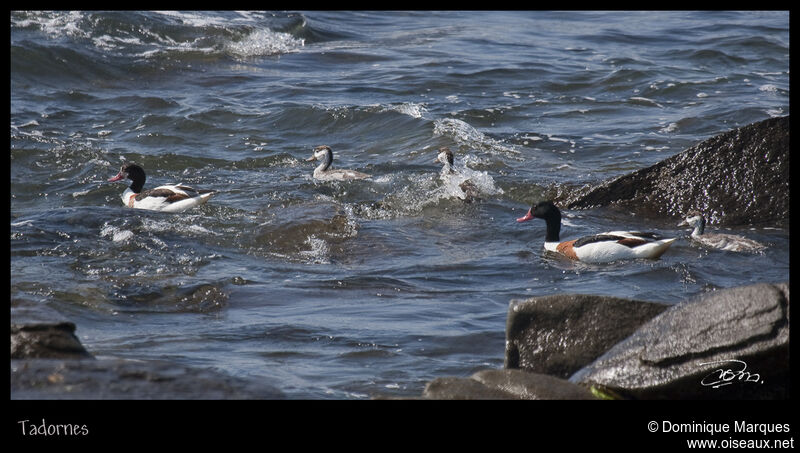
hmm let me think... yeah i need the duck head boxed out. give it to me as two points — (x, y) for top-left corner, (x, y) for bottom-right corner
(306, 145), (333, 170)
(517, 200), (561, 223)
(108, 163), (146, 192)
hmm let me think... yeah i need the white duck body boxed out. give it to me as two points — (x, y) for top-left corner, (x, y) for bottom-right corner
(119, 185), (213, 213)
(543, 232), (676, 263)
(519, 201), (676, 263)
(679, 212), (765, 252)
(109, 163), (214, 213)
(306, 145), (370, 181)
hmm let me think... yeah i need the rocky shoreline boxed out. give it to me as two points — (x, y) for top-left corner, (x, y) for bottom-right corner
(11, 281), (790, 400)
(416, 281), (789, 400)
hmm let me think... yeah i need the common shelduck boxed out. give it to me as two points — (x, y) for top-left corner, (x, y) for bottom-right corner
(679, 211), (766, 252)
(306, 145), (370, 181)
(108, 163), (214, 213)
(436, 147), (480, 203)
(516, 201), (676, 263)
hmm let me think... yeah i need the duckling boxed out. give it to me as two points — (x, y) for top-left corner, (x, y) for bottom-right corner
(306, 145), (371, 181)
(679, 211), (766, 252)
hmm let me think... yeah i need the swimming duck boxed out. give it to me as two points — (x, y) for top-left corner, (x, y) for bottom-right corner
(107, 163), (214, 213)
(306, 145), (370, 181)
(516, 201), (676, 263)
(435, 147), (480, 203)
(679, 211), (766, 252)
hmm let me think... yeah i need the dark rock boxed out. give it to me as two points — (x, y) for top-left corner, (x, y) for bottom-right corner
(11, 299), (94, 360)
(505, 294), (668, 378)
(571, 282), (789, 399)
(561, 116), (789, 227)
(11, 323), (94, 360)
(422, 369), (597, 400)
(471, 369), (597, 400)
(423, 376), (517, 400)
(11, 358), (285, 399)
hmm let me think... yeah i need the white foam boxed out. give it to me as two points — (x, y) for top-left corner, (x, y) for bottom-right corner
(139, 218), (216, 236)
(629, 96), (664, 108)
(91, 34), (145, 51)
(152, 10), (231, 28)
(18, 120), (39, 128)
(660, 122), (679, 133)
(433, 118), (518, 155)
(440, 164), (504, 201)
(14, 11), (87, 39)
(385, 102), (427, 119)
(299, 235), (330, 264)
(225, 28), (304, 58)
(100, 223), (133, 242)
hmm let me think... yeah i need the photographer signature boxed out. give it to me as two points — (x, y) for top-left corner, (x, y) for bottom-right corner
(699, 359), (762, 388)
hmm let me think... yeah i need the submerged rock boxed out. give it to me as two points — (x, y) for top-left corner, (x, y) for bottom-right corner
(422, 369), (597, 400)
(561, 116), (789, 227)
(505, 294), (668, 379)
(571, 282), (789, 399)
(11, 358), (285, 399)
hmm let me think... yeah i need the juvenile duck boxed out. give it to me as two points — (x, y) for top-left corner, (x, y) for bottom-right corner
(306, 145), (370, 181)
(679, 211), (766, 252)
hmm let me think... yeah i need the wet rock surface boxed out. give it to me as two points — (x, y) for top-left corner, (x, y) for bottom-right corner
(423, 369), (597, 400)
(11, 323), (94, 360)
(505, 294), (668, 379)
(11, 300), (93, 360)
(412, 282), (788, 400)
(571, 282), (789, 400)
(559, 116), (789, 227)
(11, 358), (284, 399)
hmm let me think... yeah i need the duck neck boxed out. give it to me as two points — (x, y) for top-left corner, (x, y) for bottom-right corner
(544, 215), (561, 243)
(692, 217), (706, 236)
(129, 175), (145, 194)
(442, 162), (455, 175)
(317, 151), (332, 172)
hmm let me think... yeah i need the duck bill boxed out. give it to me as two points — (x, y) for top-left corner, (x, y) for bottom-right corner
(516, 208), (534, 223)
(305, 156), (317, 162)
(108, 172), (124, 182)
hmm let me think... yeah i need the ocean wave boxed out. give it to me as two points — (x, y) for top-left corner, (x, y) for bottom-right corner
(11, 10), (305, 65)
(381, 102), (428, 119)
(11, 11), (88, 39)
(433, 118), (519, 155)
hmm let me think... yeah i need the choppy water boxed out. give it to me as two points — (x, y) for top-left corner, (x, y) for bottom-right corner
(10, 11), (789, 399)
